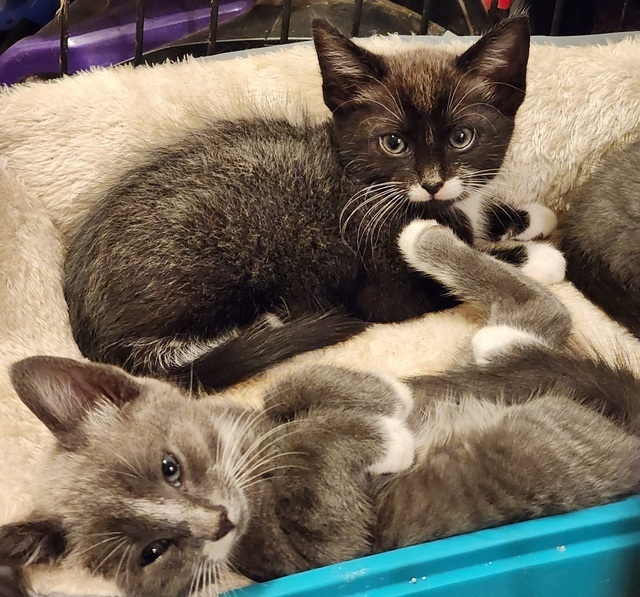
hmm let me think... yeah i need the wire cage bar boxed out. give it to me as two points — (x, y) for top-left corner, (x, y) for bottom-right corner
(52, 0), (634, 79)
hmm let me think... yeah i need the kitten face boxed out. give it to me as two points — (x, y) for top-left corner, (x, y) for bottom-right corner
(65, 397), (250, 596)
(313, 18), (530, 205)
(0, 358), (262, 597)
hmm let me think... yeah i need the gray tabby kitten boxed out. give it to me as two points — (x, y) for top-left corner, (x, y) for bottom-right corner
(2, 221), (638, 597)
(64, 17), (556, 392)
(562, 138), (640, 339)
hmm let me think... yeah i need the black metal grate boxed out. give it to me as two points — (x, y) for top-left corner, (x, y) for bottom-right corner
(55, 0), (635, 78)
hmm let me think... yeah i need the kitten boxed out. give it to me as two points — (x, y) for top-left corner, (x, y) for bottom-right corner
(3, 222), (637, 596)
(64, 17), (556, 392)
(561, 138), (640, 339)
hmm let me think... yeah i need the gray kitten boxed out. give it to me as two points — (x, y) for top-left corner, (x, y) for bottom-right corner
(562, 138), (640, 339)
(64, 17), (556, 392)
(2, 221), (638, 596)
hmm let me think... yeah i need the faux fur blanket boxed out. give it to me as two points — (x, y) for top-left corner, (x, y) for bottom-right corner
(1, 32), (640, 596)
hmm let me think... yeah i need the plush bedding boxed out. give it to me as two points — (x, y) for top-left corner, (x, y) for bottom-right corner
(1, 31), (640, 596)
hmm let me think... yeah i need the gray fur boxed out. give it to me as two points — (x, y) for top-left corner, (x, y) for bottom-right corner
(3, 221), (639, 596)
(562, 139), (640, 338)
(63, 18), (538, 391)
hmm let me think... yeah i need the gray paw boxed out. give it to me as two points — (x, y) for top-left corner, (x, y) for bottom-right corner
(397, 219), (444, 271)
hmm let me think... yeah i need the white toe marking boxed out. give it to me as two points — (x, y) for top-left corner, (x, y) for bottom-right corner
(368, 417), (415, 475)
(472, 325), (544, 365)
(520, 243), (566, 285)
(374, 374), (414, 417)
(397, 219), (440, 270)
(434, 177), (463, 201)
(515, 204), (558, 241)
(388, 379), (414, 417)
(408, 184), (431, 203)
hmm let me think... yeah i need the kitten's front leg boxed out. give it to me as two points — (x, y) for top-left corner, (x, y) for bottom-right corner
(454, 195), (557, 243)
(239, 367), (416, 580)
(264, 366), (415, 475)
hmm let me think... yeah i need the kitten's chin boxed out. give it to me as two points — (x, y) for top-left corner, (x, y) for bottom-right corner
(408, 179), (464, 203)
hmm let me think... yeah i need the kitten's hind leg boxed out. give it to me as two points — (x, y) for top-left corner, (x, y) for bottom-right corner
(398, 220), (571, 363)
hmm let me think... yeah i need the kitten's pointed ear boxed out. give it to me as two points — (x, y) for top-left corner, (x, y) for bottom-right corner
(10, 356), (141, 445)
(312, 20), (387, 112)
(0, 518), (67, 566)
(456, 16), (530, 114)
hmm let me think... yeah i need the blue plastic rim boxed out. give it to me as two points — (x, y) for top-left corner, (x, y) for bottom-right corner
(228, 496), (640, 596)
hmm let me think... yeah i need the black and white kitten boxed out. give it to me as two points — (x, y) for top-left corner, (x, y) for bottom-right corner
(3, 222), (637, 597)
(64, 18), (556, 391)
(562, 138), (640, 339)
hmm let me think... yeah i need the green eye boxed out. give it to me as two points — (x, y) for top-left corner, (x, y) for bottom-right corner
(379, 134), (408, 155)
(449, 127), (475, 150)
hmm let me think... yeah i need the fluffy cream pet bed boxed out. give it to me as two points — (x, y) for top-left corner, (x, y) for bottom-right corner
(0, 32), (639, 596)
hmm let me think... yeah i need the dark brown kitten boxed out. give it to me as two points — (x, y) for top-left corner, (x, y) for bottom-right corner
(64, 18), (545, 392)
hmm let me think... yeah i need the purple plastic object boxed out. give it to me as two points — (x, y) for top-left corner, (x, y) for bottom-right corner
(0, 0), (256, 86)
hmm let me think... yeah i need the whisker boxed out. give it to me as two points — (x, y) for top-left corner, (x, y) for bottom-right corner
(73, 535), (124, 558)
(224, 420), (297, 481)
(93, 537), (129, 573)
(235, 450), (308, 487)
(355, 188), (401, 251)
(238, 464), (310, 490)
(105, 447), (144, 478)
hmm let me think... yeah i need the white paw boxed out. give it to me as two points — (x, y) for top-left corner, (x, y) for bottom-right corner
(520, 243), (566, 285)
(514, 204), (557, 241)
(367, 416), (415, 475)
(472, 325), (543, 365)
(397, 219), (441, 269)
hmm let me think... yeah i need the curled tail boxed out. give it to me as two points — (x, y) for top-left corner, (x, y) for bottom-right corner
(145, 313), (369, 392)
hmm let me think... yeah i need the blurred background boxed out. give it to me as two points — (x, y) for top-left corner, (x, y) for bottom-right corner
(0, 0), (639, 86)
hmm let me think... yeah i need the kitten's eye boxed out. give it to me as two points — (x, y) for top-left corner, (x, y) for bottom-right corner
(379, 134), (408, 155)
(140, 539), (172, 568)
(162, 453), (181, 486)
(449, 127), (475, 150)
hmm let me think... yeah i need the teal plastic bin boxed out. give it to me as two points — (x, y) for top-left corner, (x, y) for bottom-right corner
(231, 496), (640, 596)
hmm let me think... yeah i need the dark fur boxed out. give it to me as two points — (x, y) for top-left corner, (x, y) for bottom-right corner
(0, 567), (28, 597)
(4, 222), (639, 596)
(562, 139), (640, 339)
(64, 18), (533, 391)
